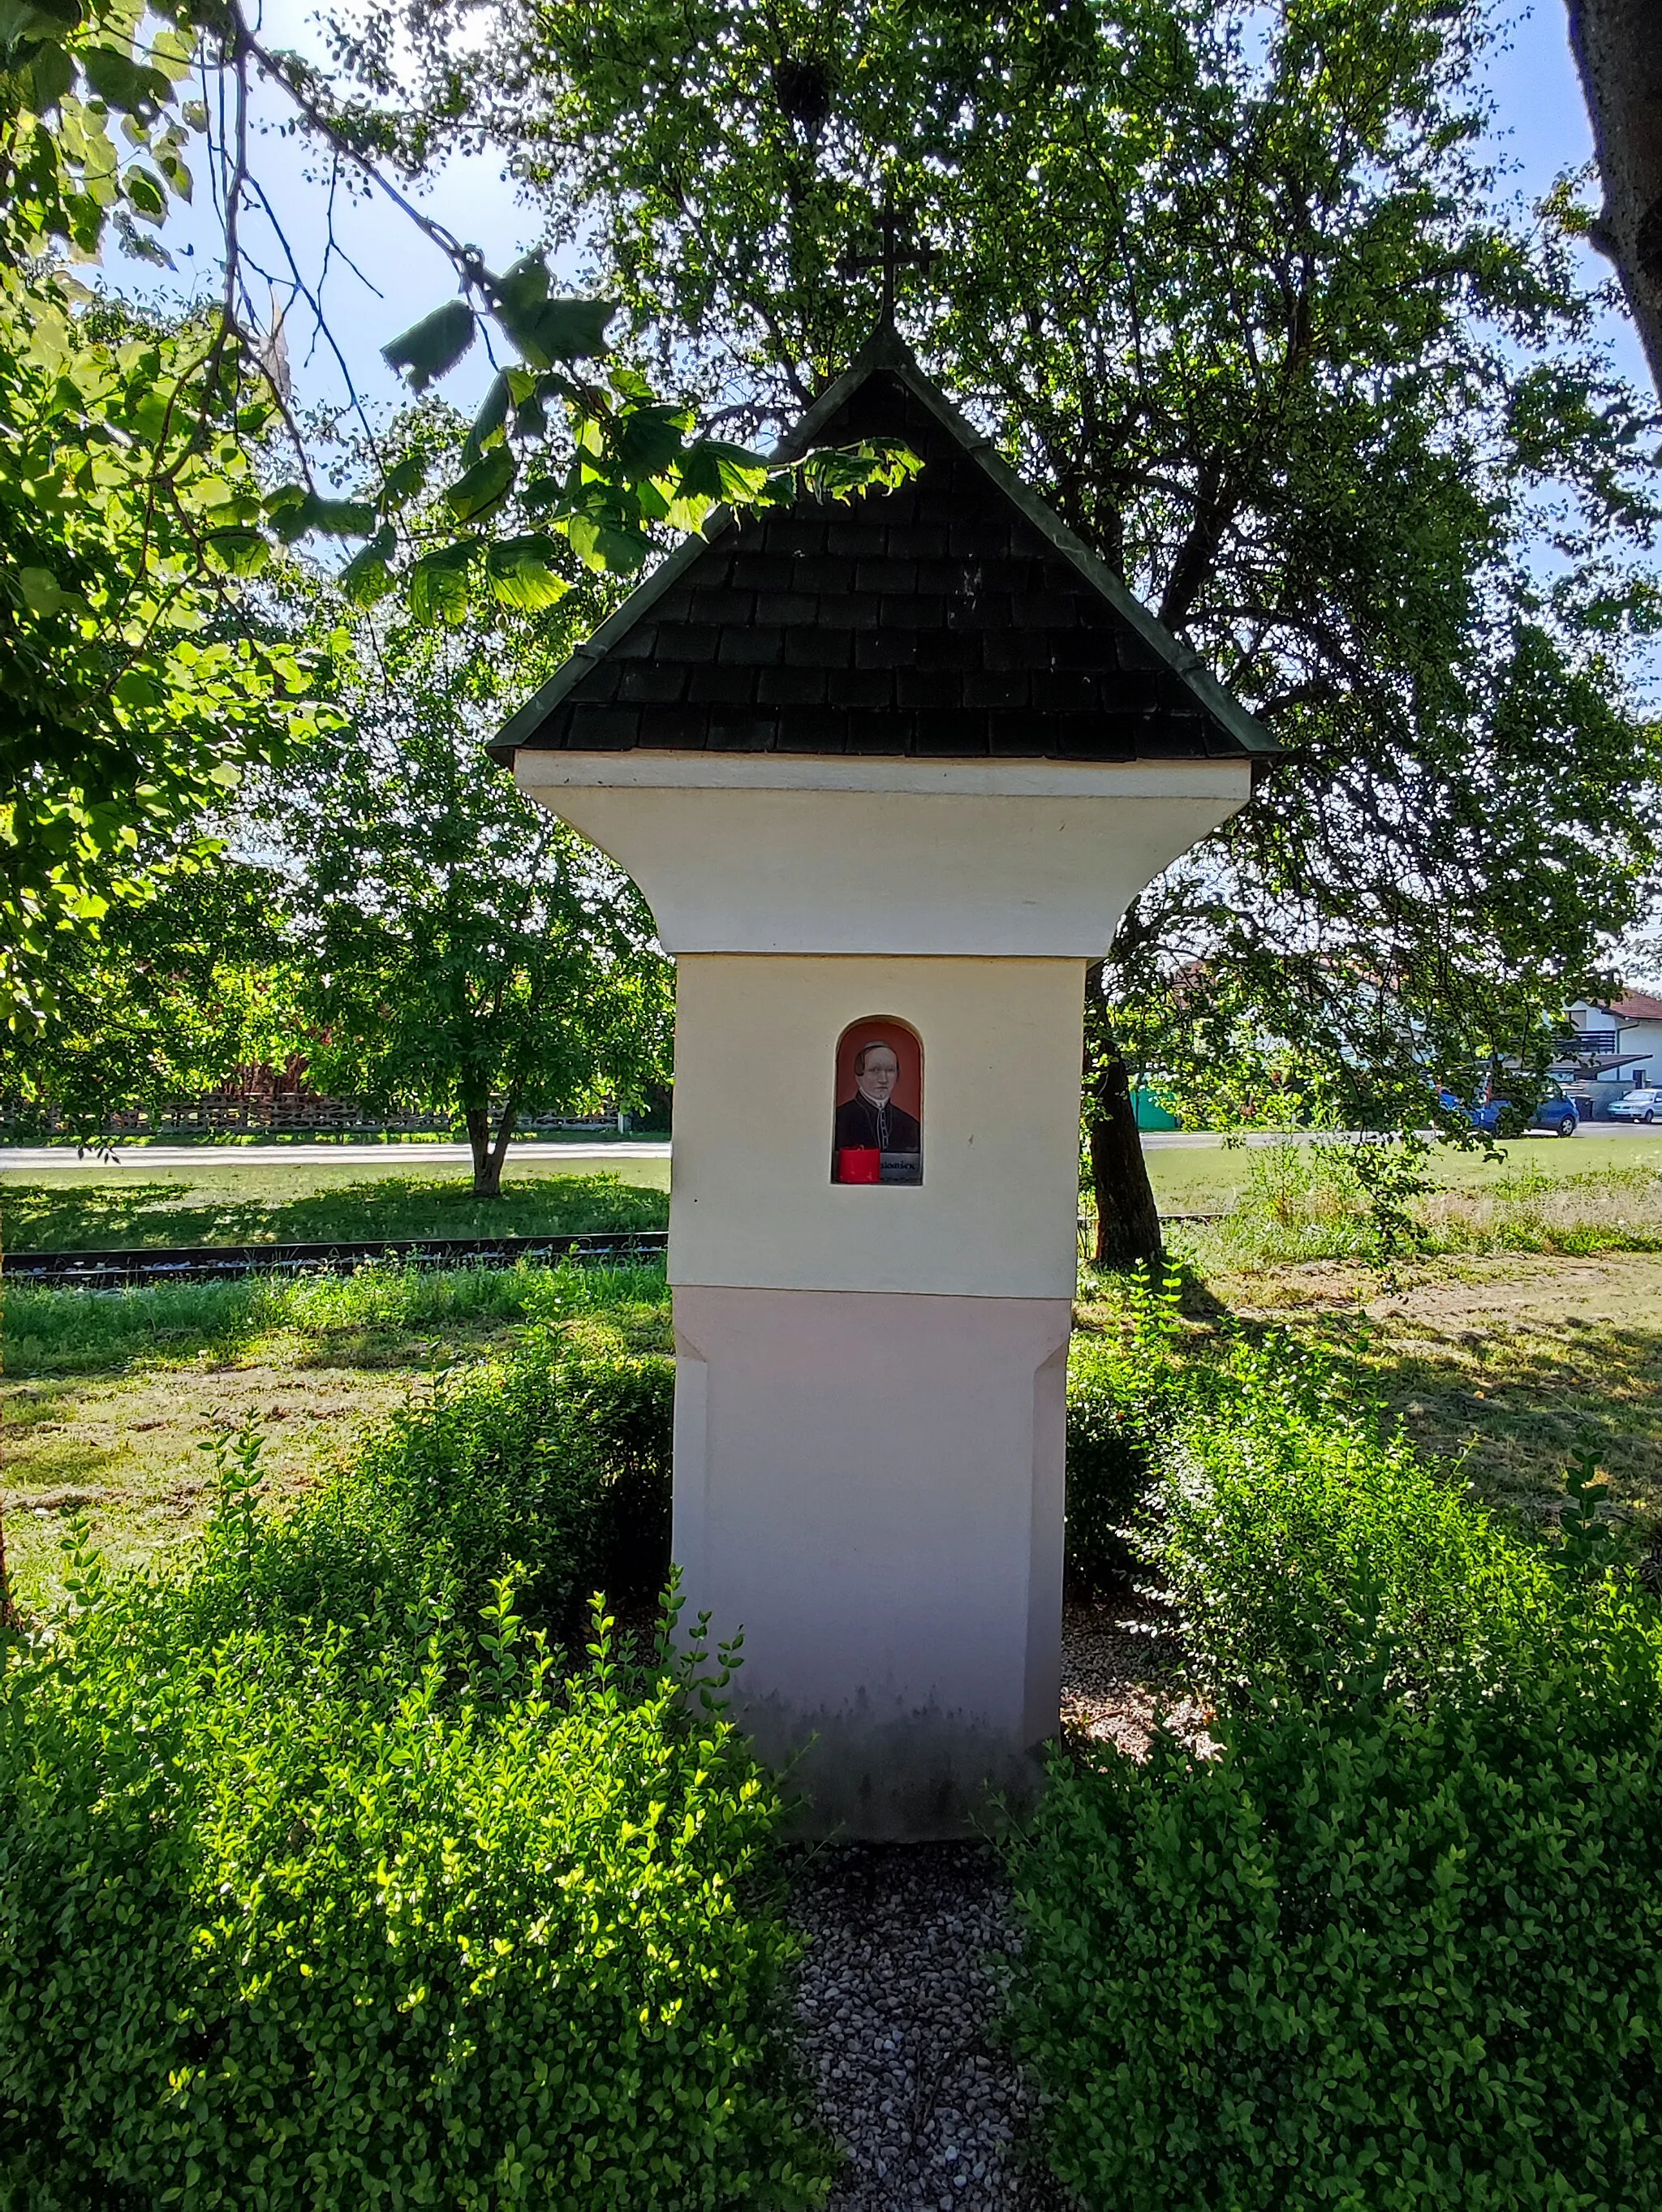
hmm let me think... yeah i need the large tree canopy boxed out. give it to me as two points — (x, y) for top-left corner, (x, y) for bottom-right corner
(0, 0), (911, 1065)
(254, 598), (673, 1199)
(381, 0), (1662, 1255)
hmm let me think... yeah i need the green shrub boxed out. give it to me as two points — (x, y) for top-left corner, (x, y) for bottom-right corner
(1010, 1653), (1662, 2211)
(1, 1585), (828, 2208)
(1065, 1339), (1152, 1593)
(150, 1316), (675, 1671)
(558, 1346), (675, 1603)
(1013, 1289), (1662, 2210)
(1143, 1331), (1580, 1706)
(1064, 1267), (1190, 1594)
(0, 1392), (828, 2206)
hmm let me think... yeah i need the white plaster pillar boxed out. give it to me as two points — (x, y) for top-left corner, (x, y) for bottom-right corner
(516, 752), (1251, 1836)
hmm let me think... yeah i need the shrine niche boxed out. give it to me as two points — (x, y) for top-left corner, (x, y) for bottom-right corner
(833, 1018), (923, 1185)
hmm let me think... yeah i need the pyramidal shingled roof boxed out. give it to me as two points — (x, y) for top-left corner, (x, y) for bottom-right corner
(489, 329), (1274, 767)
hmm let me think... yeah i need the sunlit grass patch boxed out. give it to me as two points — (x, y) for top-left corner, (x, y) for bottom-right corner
(1185, 1138), (1662, 1268)
(2, 1255), (670, 1379)
(0, 1261), (675, 1608)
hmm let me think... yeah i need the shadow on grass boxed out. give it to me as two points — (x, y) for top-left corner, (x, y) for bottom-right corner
(2, 1172), (670, 1253)
(1296, 1310), (1662, 1521)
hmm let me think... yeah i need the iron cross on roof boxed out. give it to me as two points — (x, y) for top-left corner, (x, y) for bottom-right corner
(842, 193), (932, 328)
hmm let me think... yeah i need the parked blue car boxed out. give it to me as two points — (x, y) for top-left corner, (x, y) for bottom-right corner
(1435, 1085), (1579, 1136)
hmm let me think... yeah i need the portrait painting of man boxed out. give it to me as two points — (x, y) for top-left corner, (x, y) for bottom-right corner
(833, 1031), (923, 1183)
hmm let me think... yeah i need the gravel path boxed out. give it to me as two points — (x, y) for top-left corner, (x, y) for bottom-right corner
(1059, 1591), (1214, 1757)
(785, 1599), (1208, 2209)
(788, 1842), (1072, 2211)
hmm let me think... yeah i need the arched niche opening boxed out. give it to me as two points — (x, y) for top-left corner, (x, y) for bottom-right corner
(831, 1018), (924, 1185)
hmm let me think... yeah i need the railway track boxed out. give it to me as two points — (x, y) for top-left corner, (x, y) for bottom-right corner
(9, 1214), (1233, 1292)
(5, 1230), (670, 1290)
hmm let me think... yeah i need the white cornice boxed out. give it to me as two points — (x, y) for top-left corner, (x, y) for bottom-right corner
(515, 751), (1250, 801)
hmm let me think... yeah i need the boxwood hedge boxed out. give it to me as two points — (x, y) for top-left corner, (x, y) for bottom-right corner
(0, 1323), (828, 2210)
(1011, 1279), (1662, 2211)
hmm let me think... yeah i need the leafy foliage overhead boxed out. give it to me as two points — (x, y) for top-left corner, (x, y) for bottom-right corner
(0, 0), (915, 1051)
(385, 0), (1662, 1173)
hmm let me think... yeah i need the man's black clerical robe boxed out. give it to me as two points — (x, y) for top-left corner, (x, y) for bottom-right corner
(833, 1093), (922, 1155)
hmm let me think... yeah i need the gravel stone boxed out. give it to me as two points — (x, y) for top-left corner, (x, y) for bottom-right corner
(784, 1601), (1204, 2208)
(1059, 1591), (1214, 1757)
(787, 1842), (1073, 2210)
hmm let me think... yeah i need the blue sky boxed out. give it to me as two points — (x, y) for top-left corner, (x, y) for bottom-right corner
(118, 0), (1650, 423)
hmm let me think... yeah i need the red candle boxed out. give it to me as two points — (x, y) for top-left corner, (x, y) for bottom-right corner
(836, 1147), (882, 1184)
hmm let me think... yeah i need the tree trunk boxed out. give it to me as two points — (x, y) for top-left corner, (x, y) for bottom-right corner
(1082, 967), (1165, 1269)
(1568, 0), (1662, 398)
(1087, 1053), (1165, 1269)
(464, 1105), (502, 1199)
(465, 1097), (520, 1199)
(487, 1096), (519, 1195)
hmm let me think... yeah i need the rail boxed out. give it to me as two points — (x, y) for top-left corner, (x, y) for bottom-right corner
(5, 1230), (669, 1290)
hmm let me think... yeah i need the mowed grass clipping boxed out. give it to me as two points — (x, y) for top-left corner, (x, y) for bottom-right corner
(2, 1260), (673, 1611)
(0, 1161), (670, 1253)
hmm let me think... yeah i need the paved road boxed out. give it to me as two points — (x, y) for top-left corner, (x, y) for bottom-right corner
(0, 1123), (1652, 1173)
(0, 1140), (673, 1172)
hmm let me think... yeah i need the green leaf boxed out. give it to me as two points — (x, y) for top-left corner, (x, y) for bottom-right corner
(266, 491), (377, 543)
(308, 498), (377, 540)
(445, 445), (516, 523)
(674, 441), (771, 505)
(492, 252), (551, 324)
(203, 528), (269, 577)
(146, 25), (194, 80)
(408, 540), (480, 625)
(381, 299), (476, 391)
(500, 295), (615, 369)
(613, 403), (693, 481)
(341, 526), (397, 609)
(566, 514), (652, 575)
(123, 167), (166, 220)
(80, 43), (169, 114)
(518, 473), (571, 519)
(28, 35), (73, 108)
(486, 535), (571, 611)
(462, 372), (510, 467)
(17, 564), (66, 614)
(265, 484), (312, 540)
(0, 0), (80, 51)
(381, 454), (426, 509)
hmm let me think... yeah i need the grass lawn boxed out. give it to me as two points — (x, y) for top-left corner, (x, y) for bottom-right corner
(1078, 1247), (1662, 1542)
(1140, 1128), (1662, 1216)
(0, 1160), (670, 1252)
(10, 1129), (1662, 1614)
(1, 1260), (671, 1612)
(1216, 1250), (1662, 1530)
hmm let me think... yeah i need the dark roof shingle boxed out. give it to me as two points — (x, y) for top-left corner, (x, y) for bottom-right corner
(490, 334), (1274, 766)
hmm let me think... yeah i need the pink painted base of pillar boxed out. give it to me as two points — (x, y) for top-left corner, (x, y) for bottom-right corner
(671, 1285), (1070, 1840)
